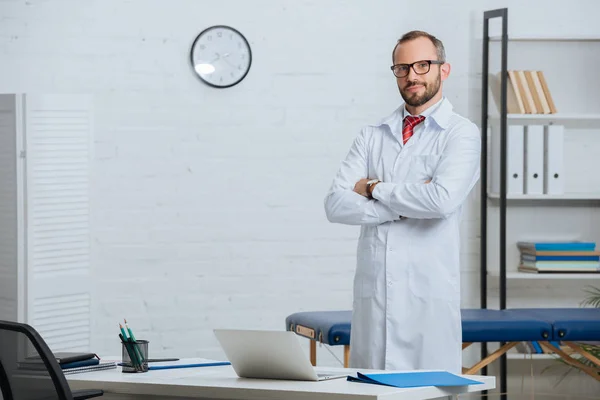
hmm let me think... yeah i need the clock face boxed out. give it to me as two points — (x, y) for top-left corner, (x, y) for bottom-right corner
(190, 25), (252, 88)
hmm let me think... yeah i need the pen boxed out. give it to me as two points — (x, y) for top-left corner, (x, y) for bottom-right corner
(117, 358), (181, 366)
(147, 361), (231, 370)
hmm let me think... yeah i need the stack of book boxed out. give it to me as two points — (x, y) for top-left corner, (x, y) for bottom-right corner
(19, 352), (116, 375)
(490, 70), (557, 115)
(506, 70), (557, 114)
(58, 352), (117, 375)
(517, 241), (600, 274)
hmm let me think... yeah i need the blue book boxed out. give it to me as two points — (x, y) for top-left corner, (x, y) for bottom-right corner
(348, 371), (483, 388)
(517, 241), (596, 252)
(521, 254), (599, 261)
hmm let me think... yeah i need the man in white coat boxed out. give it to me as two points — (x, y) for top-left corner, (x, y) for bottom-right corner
(324, 30), (481, 374)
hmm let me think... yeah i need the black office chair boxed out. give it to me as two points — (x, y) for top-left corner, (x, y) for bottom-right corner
(0, 320), (103, 400)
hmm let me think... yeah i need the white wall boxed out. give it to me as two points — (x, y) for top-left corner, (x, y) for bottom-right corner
(1, 0), (600, 398)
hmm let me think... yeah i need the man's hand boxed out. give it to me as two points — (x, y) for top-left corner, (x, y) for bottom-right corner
(353, 178), (370, 197)
(355, 178), (431, 197)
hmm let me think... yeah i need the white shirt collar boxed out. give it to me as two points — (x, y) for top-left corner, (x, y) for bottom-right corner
(377, 96), (454, 131)
(402, 97), (443, 120)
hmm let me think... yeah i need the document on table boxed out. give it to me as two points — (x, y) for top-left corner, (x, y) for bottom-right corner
(348, 371), (483, 388)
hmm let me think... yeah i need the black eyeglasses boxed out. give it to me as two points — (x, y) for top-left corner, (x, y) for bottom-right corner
(390, 60), (445, 78)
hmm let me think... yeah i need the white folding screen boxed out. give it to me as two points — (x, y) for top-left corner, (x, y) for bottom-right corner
(0, 93), (94, 352)
(0, 95), (19, 323)
(23, 94), (94, 351)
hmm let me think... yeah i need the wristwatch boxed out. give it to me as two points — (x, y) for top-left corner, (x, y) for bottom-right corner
(366, 179), (381, 199)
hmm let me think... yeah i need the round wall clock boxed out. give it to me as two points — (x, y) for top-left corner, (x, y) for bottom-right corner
(190, 25), (252, 88)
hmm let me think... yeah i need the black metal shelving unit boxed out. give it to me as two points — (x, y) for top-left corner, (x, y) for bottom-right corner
(480, 7), (509, 400)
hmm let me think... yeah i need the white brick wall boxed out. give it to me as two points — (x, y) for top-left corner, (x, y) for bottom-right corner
(2, 0), (600, 397)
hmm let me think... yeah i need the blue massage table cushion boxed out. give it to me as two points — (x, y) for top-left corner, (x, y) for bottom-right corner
(286, 310), (351, 345)
(511, 308), (600, 341)
(285, 308), (600, 346)
(461, 309), (552, 342)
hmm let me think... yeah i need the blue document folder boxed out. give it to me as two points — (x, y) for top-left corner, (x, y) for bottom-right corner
(348, 371), (483, 388)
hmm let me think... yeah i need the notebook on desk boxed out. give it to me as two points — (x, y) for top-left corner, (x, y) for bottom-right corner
(213, 329), (347, 382)
(18, 352), (101, 371)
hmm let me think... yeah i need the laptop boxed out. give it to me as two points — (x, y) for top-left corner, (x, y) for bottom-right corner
(213, 329), (348, 381)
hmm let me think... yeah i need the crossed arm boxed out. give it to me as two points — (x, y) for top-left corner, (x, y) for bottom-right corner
(324, 123), (481, 225)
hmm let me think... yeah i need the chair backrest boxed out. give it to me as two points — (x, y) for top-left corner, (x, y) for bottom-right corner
(0, 320), (74, 400)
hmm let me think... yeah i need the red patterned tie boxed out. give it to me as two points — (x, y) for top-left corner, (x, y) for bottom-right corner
(402, 115), (425, 144)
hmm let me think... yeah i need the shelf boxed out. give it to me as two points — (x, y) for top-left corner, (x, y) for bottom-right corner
(508, 113), (600, 121)
(488, 271), (600, 280)
(506, 353), (555, 360)
(488, 113), (600, 125)
(480, 8), (600, 391)
(487, 193), (600, 201)
(489, 35), (600, 42)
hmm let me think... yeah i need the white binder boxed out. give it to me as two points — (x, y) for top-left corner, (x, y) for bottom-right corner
(490, 124), (524, 195)
(524, 125), (544, 195)
(507, 125), (525, 194)
(543, 124), (564, 194)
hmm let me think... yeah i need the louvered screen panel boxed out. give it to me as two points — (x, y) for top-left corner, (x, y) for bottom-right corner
(31, 293), (92, 351)
(25, 94), (94, 351)
(0, 95), (18, 322)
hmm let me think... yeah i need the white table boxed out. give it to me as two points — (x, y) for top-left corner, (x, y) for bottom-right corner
(66, 358), (495, 400)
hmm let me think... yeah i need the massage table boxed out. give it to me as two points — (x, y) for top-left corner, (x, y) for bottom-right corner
(285, 308), (600, 381)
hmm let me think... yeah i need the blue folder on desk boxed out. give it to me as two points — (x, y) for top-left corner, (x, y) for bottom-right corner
(348, 371), (483, 388)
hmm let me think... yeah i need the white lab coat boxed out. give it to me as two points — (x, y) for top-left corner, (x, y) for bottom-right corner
(324, 97), (480, 374)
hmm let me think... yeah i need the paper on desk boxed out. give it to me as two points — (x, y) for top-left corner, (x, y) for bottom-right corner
(348, 371), (483, 388)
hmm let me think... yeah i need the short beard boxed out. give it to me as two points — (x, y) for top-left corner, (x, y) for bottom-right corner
(400, 72), (441, 107)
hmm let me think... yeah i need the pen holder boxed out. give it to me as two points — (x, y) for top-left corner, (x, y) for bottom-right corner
(121, 339), (149, 373)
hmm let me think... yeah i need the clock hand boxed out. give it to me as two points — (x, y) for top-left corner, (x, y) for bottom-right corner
(205, 54), (220, 65)
(221, 56), (236, 69)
